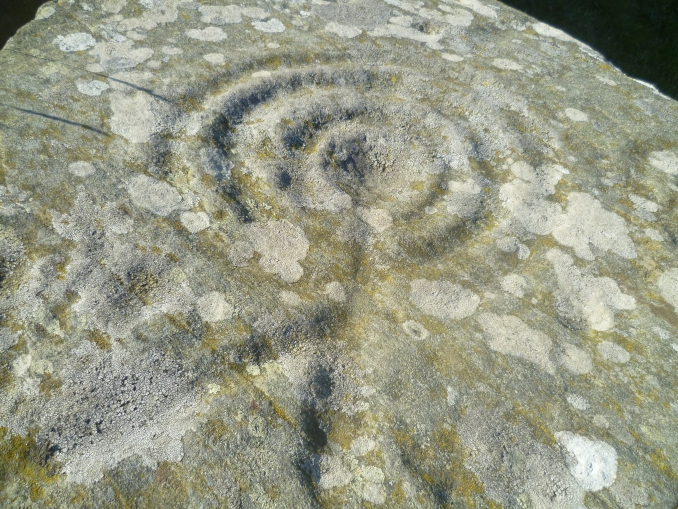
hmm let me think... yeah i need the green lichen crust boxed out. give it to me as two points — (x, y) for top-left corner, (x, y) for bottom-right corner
(0, 0), (677, 507)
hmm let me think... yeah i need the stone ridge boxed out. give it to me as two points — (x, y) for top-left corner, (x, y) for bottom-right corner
(0, 0), (676, 507)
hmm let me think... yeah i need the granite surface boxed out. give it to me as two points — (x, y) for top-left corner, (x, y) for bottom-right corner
(0, 0), (677, 507)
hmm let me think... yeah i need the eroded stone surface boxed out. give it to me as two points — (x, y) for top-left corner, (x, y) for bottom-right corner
(0, 0), (677, 507)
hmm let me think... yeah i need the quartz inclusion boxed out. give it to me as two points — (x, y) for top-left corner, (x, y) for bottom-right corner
(0, 0), (677, 507)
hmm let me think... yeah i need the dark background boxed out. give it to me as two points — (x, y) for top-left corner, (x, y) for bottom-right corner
(1, 0), (677, 99)
(500, 0), (678, 99)
(1, 0), (52, 47)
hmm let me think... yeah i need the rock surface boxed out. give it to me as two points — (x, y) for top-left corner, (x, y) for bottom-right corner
(0, 0), (677, 507)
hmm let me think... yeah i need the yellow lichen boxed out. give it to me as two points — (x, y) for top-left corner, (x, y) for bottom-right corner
(38, 372), (62, 396)
(85, 329), (112, 351)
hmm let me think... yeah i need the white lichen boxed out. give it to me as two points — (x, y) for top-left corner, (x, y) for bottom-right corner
(53, 33), (96, 52)
(197, 291), (234, 322)
(431, 4), (476, 26)
(402, 320), (430, 340)
(325, 22), (362, 38)
(110, 91), (156, 143)
(198, 5), (268, 25)
(76, 80), (110, 96)
(555, 432), (617, 491)
(560, 343), (593, 375)
(499, 161), (565, 235)
(564, 108), (589, 122)
(446, 386), (458, 406)
(597, 341), (630, 364)
(410, 279), (479, 320)
(253, 19), (286, 33)
(648, 150), (678, 175)
(532, 22), (577, 43)
(630, 193), (659, 221)
(280, 290), (302, 307)
(454, 0), (497, 19)
(317, 454), (352, 489)
(445, 178), (483, 218)
(657, 268), (678, 312)
(547, 249), (636, 331)
(644, 228), (664, 241)
(492, 58), (522, 71)
(186, 27), (228, 42)
(43, 345), (205, 486)
(128, 175), (182, 216)
(203, 53), (225, 65)
(89, 40), (153, 69)
(350, 436), (376, 456)
(369, 23), (445, 49)
(324, 281), (346, 303)
(67, 161), (96, 177)
(501, 273), (527, 297)
(180, 211), (210, 233)
(248, 220), (310, 283)
(442, 53), (464, 62)
(477, 313), (556, 374)
(357, 207), (393, 233)
(35, 4), (55, 19)
(566, 394), (590, 411)
(552, 193), (636, 260)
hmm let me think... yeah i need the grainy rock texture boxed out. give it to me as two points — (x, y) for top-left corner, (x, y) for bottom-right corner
(0, 0), (677, 507)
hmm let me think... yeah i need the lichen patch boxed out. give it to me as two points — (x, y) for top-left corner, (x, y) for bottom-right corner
(499, 161), (565, 235)
(648, 150), (678, 175)
(253, 19), (286, 33)
(197, 291), (233, 322)
(89, 40), (153, 69)
(402, 320), (430, 340)
(455, 0), (498, 19)
(203, 53), (225, 65)
(180, 211), (210, 233)
(67, 161), (96, 177)
(597, 341), (631, 364)
(53, 33), (96, 52)
(368, 23), (445, 49)
(492, 58), (522, 71)
(110, 91), (156, 143)
(186, 27), (228, 42)
(248, 220), (310, 283)
(657, 268), (678, 312)
(325, 22), (362, 39)
(445, 177), (483, 218)
(555, 432), (617, 491)
(410, 279), (479, 320)
(564, 108), (589, 122)
(552, 192), (636, 260)
(547, 248), (636, 331)
(40, 344), (205, 486)
(477, 313), (556, 374)
(324, 281), (346, 302)
(127, 175), (182, 216)
(560, 343), (593, 375)
(501, 273), (527, 298)
(356, 207), (393, 233)
(76, 80), (110, 96)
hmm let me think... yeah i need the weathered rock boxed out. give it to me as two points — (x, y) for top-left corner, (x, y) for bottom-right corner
(0, 0), (677, 507)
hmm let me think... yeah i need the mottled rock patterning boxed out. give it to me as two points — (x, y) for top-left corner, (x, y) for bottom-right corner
(0, 0), (677, 507)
